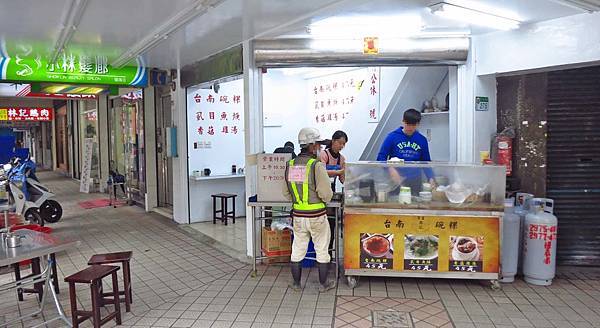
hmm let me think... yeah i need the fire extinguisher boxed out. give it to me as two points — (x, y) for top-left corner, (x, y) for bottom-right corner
(491, 127), (515, 176)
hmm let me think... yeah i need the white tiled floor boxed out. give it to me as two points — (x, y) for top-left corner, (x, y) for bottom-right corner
(1, 172), (600, 328)
(189, 218), (247, 255)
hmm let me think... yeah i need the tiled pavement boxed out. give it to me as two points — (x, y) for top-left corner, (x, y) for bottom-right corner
(1, 172), (600, 327)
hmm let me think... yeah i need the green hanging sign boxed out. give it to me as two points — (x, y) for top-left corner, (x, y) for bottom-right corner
(0, 54), (147, 87)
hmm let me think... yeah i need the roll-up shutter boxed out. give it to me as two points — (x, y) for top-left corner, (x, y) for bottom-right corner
(546, 66), (600, 266)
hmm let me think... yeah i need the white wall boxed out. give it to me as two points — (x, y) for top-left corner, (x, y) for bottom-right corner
(470, 11), (600, 163)
(362, 66), (450, 161)
(262, 67), (410, 162)
(473, 75), (497, 161)
(263, 70), (308, 153)
(476, 11), (600, 76)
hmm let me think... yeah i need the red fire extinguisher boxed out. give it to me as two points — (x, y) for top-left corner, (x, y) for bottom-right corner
(492, 128), (515, 176)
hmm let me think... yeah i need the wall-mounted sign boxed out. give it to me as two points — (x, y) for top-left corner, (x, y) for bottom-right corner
(0, 107), (53, 121)
(475, 96), (489, 111)
(27, 92), (97, 99)
(0, 54), (147, 87)
(309, 67), (380, 138)
(363, 37), (379, 55)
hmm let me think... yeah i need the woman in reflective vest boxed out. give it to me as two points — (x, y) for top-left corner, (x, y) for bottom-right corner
(282, 127), (335, 292)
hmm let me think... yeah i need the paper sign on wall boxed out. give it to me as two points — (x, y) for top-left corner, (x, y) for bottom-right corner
(308, 67), (380, 138)
(257, 153), (292, 202)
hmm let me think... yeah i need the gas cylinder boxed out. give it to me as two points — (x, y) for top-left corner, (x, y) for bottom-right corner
(515, 193), (534, 273)
(523, 198), (558, 286)
(500, 198), (520, 283)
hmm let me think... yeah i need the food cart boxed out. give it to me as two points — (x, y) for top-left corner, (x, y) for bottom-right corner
(342, 161), (505, 289)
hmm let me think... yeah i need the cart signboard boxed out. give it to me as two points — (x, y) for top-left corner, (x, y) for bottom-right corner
(344, 212), (500, 279)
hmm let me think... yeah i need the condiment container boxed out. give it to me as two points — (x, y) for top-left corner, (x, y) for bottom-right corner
(399, 186), (412, 204)
(422, 183), (432, 192)
(6, 234), (22, 248)
(419, 191), (432, 202)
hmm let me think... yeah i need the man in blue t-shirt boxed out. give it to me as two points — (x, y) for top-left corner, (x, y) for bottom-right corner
(377, 109), (435, 194)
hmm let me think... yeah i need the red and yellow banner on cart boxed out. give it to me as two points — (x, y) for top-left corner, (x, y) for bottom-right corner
(344, 213), (500, 274)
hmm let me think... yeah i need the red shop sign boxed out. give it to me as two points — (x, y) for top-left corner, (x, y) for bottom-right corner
(0, 107), (54, 121)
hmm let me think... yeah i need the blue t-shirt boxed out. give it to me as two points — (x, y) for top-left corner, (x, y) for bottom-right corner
(376, 127), (433, 180)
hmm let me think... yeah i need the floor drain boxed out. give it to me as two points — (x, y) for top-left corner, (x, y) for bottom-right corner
(372, 310), (413, 328)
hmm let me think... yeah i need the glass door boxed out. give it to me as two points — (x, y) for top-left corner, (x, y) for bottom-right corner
(109, 95), (145, 205)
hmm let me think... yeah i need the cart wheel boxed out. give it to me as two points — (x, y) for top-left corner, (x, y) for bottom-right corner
(490, 280), (502, 291)
(347, 275), (359, 289)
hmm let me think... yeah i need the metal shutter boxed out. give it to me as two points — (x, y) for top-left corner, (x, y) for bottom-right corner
(546, 66), (600, 266)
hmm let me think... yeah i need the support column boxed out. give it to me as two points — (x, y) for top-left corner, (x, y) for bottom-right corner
(97, 94), (110, 192)
(243, 40), (264, 257)
(144, 86), (158, 211)
(455, 43), (476, 164)
(172, 68), (190, 224)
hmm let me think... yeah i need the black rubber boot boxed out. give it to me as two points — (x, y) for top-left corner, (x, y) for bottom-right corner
(318, 262), (336, 292)
(289, 261), (302, 291)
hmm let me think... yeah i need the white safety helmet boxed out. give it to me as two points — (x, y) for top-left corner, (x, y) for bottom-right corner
(298, 127), (323, 146)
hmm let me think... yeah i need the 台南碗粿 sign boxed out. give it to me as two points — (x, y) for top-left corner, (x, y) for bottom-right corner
(0, 107), (53, 121)
(0, 54), (147, 87)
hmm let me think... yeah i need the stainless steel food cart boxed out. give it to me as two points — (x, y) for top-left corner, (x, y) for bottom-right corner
(341, 161), (506, 289)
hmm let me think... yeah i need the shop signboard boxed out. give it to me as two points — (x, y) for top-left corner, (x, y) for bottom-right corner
(0, 54), (147, 87)
(344, 213), (499, 277)
(0, 107), (53, 121)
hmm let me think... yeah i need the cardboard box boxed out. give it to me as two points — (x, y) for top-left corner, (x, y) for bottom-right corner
(261, 227), (292, 254)
(261, 255), (290, 264)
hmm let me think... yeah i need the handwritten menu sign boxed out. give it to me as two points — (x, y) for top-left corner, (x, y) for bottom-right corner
(257, 153), (292, 202)
(308, 67), (380, 138)
(187, 78), (245, 176)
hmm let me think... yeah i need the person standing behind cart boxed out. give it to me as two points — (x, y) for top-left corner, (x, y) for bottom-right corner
(320, 130), (348, 192)
(376, 109), (435, 193)
(283, 127), (335, 292)
(320, 130), (347, 256)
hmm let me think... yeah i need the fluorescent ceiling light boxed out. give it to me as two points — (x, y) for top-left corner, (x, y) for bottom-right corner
(429, 2), (521, 30)
(50, 0), (89, 63)
(308, 15), (423, 39)
(550, 0), (600, 12)
(112, 0), (224, 67)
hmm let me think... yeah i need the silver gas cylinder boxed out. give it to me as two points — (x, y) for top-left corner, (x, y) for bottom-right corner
(500, 198), (520, 283)
(523, 198), (558, 286)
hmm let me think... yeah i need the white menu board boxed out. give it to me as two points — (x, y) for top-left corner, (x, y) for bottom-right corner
(257, 153), (292, 202)
(187, 78), (245, 176)
(308, 67), (380, 138)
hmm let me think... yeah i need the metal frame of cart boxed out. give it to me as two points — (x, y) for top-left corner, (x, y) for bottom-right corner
(248, 201), (342, 282)
(342, 207), (504, 289)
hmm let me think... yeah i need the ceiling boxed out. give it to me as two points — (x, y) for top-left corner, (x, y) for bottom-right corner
(0, 0), (584, 70)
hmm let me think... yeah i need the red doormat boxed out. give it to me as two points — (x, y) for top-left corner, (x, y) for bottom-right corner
(78, 198), (126, 209)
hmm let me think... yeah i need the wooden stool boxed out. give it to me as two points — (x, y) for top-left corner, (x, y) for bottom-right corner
(65, 265), (122, 328)
(211, 193), (236, 225)
(13, 253), (59, 301)
(88, 251), (133, 312)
